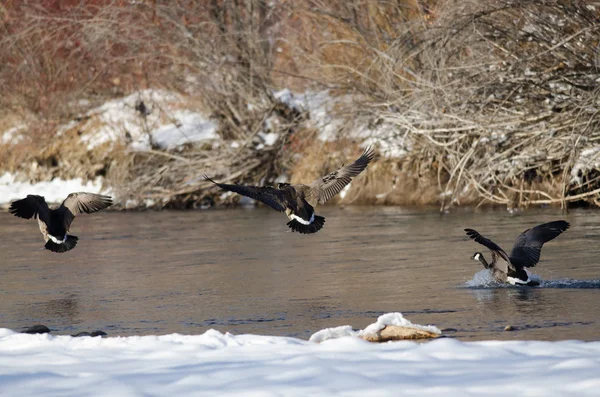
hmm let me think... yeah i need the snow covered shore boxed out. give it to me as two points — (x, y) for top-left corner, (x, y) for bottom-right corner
(0, 172), (108, 205)
(0, 328), (599, 397)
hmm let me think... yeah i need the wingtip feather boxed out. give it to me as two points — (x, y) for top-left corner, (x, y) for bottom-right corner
(557, 220), (570, 231)
(8, 196), (45, 219)
(464, 228), (478, 238)
(363, 146), (376, 161)
(203, 175), (217, 185)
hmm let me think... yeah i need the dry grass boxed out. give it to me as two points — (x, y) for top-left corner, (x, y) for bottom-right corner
(300, 0), (600, 209)
(1, 0), (599, 209)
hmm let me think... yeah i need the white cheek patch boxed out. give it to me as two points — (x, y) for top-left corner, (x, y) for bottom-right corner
(474, 253), (481, 261)
(48, 234), (67, 244)
(290, 213), (314, 225)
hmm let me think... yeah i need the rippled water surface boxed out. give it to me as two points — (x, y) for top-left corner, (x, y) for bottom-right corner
(1, 206), (599, 340)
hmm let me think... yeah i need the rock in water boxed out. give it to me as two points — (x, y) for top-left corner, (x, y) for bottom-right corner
(23, 325), (51, 334)
(72, 330), (108, 337)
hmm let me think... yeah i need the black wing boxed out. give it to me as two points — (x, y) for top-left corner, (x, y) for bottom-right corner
(310, 147), (375, 204)
(465, 228), (512, 267)
(509, 220), (569, 268)
(9, 195), (51, 223)
(204, 175), (287, 212)
(59, 193), (113, 229)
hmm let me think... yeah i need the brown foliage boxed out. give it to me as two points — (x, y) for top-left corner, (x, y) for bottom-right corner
(1, 0), (599, 209)
(293, 0), (600, 208)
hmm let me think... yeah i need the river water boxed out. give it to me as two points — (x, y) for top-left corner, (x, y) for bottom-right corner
(1, 206), (599, 340)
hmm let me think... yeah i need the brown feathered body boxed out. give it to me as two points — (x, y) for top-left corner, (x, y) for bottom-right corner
(9, 192), (113, 253)
(205, 147), (375, 234)
(465, 220), (569, 286)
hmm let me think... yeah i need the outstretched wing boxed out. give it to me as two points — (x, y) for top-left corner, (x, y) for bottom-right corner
(60, 193), (113, 229)
(204, 175), (287, 212)
(310, 146), (375, 204)
(9, 195), (50, 223)
(509, 220), (569, 268)
(464, 228), (513, 271)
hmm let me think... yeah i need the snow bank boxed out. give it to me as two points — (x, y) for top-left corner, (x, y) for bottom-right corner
(571, 146), (600, 185)
(0, 328), (599, 396)
(275, 89), (341, 141)
(309, 325), (357, 343)
(0, 173), (108, 204)
(274, 89), (409, 158)
(69, 90), (218, 151)
(1, 124), (25, 145)
(152, 110), (217, 149)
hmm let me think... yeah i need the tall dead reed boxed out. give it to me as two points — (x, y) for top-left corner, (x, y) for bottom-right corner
(294, 0), (600, 209)
(1, 1), (599, 209)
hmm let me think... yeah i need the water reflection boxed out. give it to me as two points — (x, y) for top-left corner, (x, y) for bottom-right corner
(16, 295), (81, 330)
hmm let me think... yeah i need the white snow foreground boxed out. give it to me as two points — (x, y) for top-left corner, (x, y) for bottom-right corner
(1, 328), (599, 397)
(0, 172), (108, 205)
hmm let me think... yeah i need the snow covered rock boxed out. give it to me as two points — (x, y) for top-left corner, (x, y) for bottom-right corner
(309, 312), (441, 343)
(359, 312), (441, 342)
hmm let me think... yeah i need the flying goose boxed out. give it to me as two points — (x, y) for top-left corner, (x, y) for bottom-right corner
(204, 147), (375, 234)
(465, 220), (569, 286)
(9, 193), (113, 253)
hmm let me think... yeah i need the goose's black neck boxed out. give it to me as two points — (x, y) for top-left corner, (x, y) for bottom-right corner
(474, 253), (491, 269)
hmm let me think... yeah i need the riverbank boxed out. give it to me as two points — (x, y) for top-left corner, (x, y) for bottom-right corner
(1, 85), (598, 210)
(1, 1), (598, 210)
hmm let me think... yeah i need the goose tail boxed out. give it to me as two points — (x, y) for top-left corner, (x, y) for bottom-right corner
(44, 235), (79, 253)
(287, 216), (325, 234)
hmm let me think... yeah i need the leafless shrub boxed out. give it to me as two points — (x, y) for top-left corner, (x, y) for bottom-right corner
(1, 1), (306, 206)
(2, 0), (600, 209)
(326, 0), (600, 209)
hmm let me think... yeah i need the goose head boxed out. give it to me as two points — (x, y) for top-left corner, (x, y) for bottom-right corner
(471, 252), (490, 268)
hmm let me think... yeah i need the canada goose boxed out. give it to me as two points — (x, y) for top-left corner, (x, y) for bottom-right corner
(204, 147), (375, 234)
(465, 220), (569, 286)
(9, 193), (113, 253)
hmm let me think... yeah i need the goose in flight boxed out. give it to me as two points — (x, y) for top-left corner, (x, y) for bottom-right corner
(204, 147), (375, 234)
(464, 220), (569, 286)
(9, 193), (113, 253)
